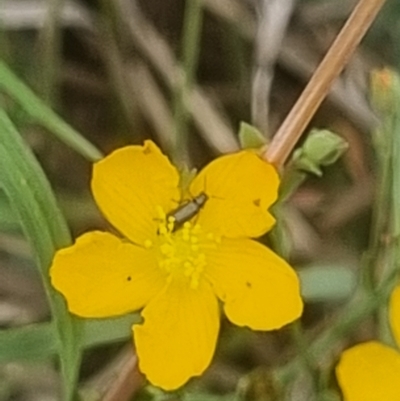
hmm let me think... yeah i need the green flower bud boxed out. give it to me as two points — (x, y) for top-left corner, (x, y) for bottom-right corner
(370, 68), (400, 114)
(238, 122), (267, 149)
(292, 129), (348, 176)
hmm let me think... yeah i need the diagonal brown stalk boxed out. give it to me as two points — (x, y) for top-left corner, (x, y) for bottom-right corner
(263, 0), (387, 168)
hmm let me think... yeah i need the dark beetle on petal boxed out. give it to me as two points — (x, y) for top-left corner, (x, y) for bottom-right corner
(167, 192), (208, 232)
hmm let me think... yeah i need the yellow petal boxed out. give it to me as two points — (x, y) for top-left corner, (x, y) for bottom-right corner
(92, 141), (180, 245)
(389, 285), (400, 348)
(336, 341), (400, 401)
(50, 231), (166, 317)
(133, 280), (219, 390)
(205, 238), (303, 330)
(190, 150), (279, 238)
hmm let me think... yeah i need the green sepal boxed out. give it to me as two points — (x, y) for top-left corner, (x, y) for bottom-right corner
(238, 122), (267, 149)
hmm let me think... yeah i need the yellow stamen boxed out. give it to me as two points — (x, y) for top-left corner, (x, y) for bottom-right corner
(151, 218), (219, 289)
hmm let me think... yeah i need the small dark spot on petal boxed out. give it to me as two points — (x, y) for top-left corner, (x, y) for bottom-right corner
(143, 147), (151, 154)
(253, 199), (261, 207)
(245, 281), (252, 288)
(127, 276), (132, 281)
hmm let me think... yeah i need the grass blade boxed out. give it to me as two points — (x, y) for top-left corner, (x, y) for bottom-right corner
(0, 61), (103, 162)
(0, 109), (82, 400)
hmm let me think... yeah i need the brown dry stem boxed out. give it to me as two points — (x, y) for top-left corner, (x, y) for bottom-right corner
(263, 0), (387, 168)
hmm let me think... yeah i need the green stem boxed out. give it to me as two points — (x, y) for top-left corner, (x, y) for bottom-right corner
(365, 120), (393, 343)
(36, 0), (63, 104)
(367, 118), (392, 288)
(171, 0), (204, 167)
(368, 72), (400, 344)
(277, 285), (388, 387)
(289, 321), (320, 392)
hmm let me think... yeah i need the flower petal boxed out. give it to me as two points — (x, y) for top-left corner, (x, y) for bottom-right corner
(190, 150), (279, 238)
(50, 231), (166, 317)
(133, 280), (220, 390)
(92, 141), (180, 245)
(205, 238), (302, 330)
(389, 284), (400, 348)
(336, 341), (400, 401)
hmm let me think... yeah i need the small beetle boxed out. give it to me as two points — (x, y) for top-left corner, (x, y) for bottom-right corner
(167, 192), (208, 232)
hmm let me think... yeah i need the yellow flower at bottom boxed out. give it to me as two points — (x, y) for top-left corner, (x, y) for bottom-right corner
(336, 341), (400, 401)
(50, 140), (303, 390)
(336, 285), (400, 400)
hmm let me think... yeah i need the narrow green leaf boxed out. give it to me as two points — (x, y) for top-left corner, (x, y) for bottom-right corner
(299, 265), (357, 302)
(0, 108), (70, 249)
(0, 110), (82, 401)
(0, 323), (57, 362)
(0, 146), (56, 273)
(0, 146), (81, 400)
(82, 314), (140, 349)
(0, 315), (139, 364)
(0, 189), (20, 232)
(0, 61), (103, 162)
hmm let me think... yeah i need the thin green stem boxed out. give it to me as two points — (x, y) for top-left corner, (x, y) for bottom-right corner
(276, 72), (400, 395)
(171, 0), (204, 167)
(367, 116), (392, 285)
(368, 71), (400, 344)
(289, 321), (320, 392)
(36, 0), (64, 104)
(277, 286), (388, 388)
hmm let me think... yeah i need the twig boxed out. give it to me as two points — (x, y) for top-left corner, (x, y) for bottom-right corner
(80, 345), (143, 401)
(263, 0), (387, 168)
(102, 349), (142, 401)
(202, 0), (375, 136)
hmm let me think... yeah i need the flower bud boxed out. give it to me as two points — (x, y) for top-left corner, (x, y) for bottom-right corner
(292, 129), (348, 176)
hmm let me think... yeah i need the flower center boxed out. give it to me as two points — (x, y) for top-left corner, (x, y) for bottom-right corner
(146, 206), (220, 289)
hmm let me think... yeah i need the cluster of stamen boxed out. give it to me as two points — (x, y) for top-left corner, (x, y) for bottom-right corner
(146, 206), (220, 289)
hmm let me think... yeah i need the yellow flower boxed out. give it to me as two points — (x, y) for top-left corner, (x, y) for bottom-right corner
(50, 140), (303, 390)
(336, 285), (400, 401)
